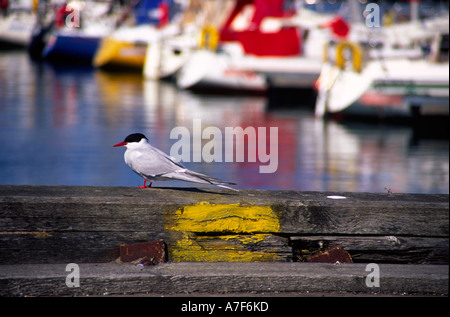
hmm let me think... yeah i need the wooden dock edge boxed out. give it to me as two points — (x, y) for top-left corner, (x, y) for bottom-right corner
(0, 262), (447, 296)
(1, 185), (448, 264)
(1, 185), (448, 296)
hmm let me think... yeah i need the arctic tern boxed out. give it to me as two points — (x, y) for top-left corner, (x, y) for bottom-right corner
(113, 133), (237, 190)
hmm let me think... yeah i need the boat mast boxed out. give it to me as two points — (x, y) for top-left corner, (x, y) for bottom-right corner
(410, 0), (419, 22)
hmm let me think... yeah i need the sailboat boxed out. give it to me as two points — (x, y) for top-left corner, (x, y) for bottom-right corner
(41, 1), (117, 63)
(93, 0), (164, 70)
(176, 0), (308, 92)
(0, 0), (36, 49)
(142, 25), (197, 79)
(315, 16), (449, 119)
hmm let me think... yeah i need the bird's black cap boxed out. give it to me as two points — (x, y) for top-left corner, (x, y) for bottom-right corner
(124, 133), (148, 143)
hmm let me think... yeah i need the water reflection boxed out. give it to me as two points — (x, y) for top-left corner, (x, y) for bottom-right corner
(0, 51), (448, 193)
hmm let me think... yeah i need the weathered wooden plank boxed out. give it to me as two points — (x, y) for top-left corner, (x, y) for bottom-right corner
(275, 200), (448, 236)
(1, 186), (447, 236)
(2, 198), (447, 237)
(291, 236), (449, 264)
(0, 186), (448, 264)
(0, 200), (174, 233)
(166, 233), (291, 262)
(0, 232), (292, 264)
(0, 262), (447, 297)
(0, 232), (152, 264)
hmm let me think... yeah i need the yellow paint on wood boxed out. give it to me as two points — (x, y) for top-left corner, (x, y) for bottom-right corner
(170, 232), (281, 262)
(0, 231), (52, 238)
(165, 203), (281, 262)
(166, 202), (279, 234)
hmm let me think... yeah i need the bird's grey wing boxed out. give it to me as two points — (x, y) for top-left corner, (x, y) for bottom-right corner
(127, 144), (237, 190)
(126, 146), (185, 178)
(150, 147), (237, 187)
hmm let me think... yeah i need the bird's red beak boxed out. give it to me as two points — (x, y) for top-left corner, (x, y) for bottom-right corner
(113, 141), (127, 147)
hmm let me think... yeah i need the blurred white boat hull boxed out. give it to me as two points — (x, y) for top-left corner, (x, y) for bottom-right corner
(143, 32), (196, 80)
(0, 10), (35, 49)
(316, 58), (449, 118)
(176, 49), (267, 92)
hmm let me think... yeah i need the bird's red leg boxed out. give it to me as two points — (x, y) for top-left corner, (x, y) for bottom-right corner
(138, 180), (152, 188)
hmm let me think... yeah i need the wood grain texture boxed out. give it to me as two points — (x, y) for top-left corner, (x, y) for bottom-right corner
(0, 185), (448, 264)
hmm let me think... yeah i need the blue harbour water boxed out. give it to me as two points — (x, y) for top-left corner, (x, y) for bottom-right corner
(0, 51), (448, 193)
